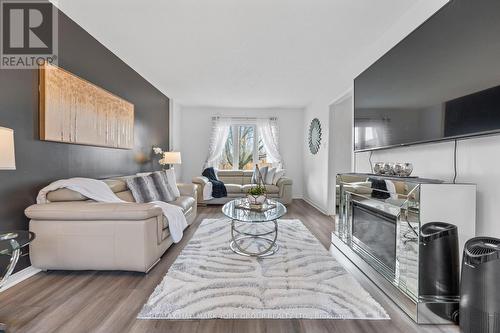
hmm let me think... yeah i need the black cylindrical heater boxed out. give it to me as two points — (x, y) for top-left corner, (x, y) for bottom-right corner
(460, 237), (500, 333)
(419, 222), (460, 322)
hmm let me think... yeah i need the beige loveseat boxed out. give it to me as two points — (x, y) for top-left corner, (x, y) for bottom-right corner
(192, 170), (293, 205)
(25, 176), (197, 273)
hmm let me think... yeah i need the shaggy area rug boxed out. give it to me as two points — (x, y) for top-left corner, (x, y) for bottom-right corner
(138, 218), (389, 320)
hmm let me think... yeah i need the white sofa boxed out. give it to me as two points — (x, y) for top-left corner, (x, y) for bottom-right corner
(192, 170), (293, 205)
(25, 176), (197, 273)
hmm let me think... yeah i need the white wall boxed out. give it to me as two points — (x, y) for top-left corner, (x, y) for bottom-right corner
(302, 0), (449, 213)
(169, 100), (183, 179)
(177, 106), (304, 198)
(327, 92), (353, 215)
(355, 134), (500, 238)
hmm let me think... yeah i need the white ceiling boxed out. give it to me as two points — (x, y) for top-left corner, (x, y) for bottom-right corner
(56, 0), (416, 108)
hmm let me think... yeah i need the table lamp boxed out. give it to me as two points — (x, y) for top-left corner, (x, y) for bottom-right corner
(0, 127), (16, 170)
(162, 152), (182, 169)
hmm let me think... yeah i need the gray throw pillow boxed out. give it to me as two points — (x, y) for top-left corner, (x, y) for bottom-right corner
(252, 166), (268, 184)
(151, 171), (177, 202)
(126, 175), (162, 203)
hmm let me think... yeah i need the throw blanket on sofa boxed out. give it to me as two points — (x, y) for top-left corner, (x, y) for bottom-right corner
(202, 167), (227, 198)
(36, 178), (188, 243)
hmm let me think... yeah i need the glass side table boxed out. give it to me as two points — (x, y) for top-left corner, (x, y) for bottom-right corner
(0, 231), (35, 332)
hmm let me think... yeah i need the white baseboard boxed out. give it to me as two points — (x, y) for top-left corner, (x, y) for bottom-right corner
(302, 197), (331, 215)
(0, 266), (41, 292)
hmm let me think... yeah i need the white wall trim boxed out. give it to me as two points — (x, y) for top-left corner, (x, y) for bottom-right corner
(0, 266), (41, 293)
(303, 197), (330, 216)
(329, 87), (353, 106)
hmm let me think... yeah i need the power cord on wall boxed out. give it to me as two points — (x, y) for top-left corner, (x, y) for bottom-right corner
(453, 139), (458, 184)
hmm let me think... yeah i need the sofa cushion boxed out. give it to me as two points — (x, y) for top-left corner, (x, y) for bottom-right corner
(46, 188), (88, 202)
(104, 179), (127, 193)
(169, 196), (195, 213)
(265, 167), (277, 185)
(25, 202), (163, 221)
(217, 170), (244, 185)
(218, 170), (244, 177)
(115, 190), (135, 202)
(45, 179), (128, 203)
(161, 227), (171, 240)
(165, 169), (181, 198)
(126, 175), (162, 203)
(218, 176), (243, 185)
(150, 171), (177, 202)
(242, 184), (279, 194)
(242, 170), (253, 185)
(251, 166), (268, 184)
(273, 169), (286, 185)
(225, 184), (243, 193)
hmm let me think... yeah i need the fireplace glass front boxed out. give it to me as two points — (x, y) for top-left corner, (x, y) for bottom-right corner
(352, 201), (397, 274)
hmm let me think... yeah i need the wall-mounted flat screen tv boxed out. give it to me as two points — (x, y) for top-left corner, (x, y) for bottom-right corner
(354, 0), (500, 151)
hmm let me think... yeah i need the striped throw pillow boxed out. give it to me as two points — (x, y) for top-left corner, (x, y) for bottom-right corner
(151, 171), (177, 202)
(126, 175), (162, 203)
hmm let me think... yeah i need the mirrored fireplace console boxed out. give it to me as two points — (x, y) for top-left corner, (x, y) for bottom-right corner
(332, 173), (476, 324)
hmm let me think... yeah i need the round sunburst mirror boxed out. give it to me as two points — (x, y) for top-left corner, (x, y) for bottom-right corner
(308, 118), (322, 155)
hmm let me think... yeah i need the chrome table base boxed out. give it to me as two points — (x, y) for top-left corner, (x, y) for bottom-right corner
(230, 219), (279, 257)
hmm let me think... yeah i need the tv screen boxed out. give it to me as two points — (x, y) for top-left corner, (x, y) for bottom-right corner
(354, 0), (500, 151)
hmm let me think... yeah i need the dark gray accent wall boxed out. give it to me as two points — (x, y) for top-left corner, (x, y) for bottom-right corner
(0, 8), (169, 270)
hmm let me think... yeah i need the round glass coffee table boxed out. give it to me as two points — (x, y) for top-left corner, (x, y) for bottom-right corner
(0, 230), (35, 331)
(222, 199), (287, 257)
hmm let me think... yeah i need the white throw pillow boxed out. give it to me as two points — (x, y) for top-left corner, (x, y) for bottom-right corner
(265, 167), (277, 185)
(165, 169), (181, 198)
(273, 169), (286, 185)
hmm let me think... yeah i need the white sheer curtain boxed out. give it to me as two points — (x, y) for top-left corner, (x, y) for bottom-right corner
(203, 117), (231, 170)
(257, 118), (284, 168)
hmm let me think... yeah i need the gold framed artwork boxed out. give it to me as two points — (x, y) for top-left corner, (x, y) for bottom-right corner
(39, 64), (134, 149)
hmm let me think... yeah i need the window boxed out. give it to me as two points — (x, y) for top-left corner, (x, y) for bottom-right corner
(219, 124), (268, 170)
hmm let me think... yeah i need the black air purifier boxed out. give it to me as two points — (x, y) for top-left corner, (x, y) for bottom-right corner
(419, 222), (460, 322)
(460, 237), (500, 333)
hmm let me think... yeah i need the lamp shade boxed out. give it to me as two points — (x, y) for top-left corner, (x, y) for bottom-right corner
(163, 151), (182, 164)
(0, 127), (16, 170)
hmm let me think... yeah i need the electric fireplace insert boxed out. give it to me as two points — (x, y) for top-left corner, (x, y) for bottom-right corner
(351, 201), (397, 274)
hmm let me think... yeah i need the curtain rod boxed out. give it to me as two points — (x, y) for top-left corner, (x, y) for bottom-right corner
(212, 116), (278, 121)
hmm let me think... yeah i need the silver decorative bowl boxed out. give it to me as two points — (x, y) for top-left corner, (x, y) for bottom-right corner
(373, 162), (384, 174)
(402, 163), (413, 176)
(382, 162), (395, 175)
(394, 163), (405, 176)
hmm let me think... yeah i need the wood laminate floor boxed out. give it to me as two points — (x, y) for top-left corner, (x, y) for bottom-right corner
(0, 200), (459, 333)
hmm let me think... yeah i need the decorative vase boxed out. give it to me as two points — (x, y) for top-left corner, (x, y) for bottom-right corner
(247, 194), (266, 208)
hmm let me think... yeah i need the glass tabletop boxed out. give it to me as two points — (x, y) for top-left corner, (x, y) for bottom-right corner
(222, 199), (287, 223)
(0, 231), (35, 256)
